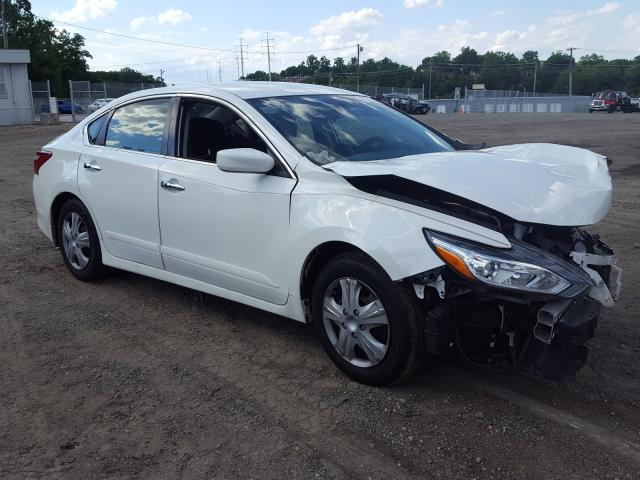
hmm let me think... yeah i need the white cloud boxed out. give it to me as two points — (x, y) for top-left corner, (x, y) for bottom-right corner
(403, 0), (443, 9)
(130, 9), (193, 31)
(129, 17), (150, 30)
(157, 9), (193, 26)
(490, 10), (509, 17)
(51, 0), (117, 23)
(589, 3), (620, 15)
(310, 8), (383, 37)
(623, 13), (640, 29)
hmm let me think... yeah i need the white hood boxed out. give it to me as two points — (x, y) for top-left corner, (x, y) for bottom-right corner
(325, 143), (612, 226)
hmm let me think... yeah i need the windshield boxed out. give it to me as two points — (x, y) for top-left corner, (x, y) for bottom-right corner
(248, 94), (452, 165)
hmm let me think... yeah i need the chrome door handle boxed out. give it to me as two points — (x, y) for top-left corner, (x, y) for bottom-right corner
(160, 180), (185, 191)
(83, 162), (102, 171)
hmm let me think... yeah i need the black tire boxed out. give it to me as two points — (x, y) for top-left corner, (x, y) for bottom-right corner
(57, 198), (107, 281)
(311, 251), (424, 386)
(589, 109), (593, 113)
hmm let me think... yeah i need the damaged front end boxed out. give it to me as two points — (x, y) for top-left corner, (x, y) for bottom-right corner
(413, 226), (621, 382)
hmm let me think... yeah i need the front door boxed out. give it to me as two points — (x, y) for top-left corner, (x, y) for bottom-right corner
(158, 98), (295, 304)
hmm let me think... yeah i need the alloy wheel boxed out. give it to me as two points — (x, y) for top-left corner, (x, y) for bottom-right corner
(61, 211), (91, 270)
(322, 277), (390, 368)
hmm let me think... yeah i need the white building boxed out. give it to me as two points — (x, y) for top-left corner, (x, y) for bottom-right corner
(0, 49), (33, 126)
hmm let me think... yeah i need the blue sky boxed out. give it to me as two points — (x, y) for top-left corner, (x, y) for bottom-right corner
(31, 1), (640, 84)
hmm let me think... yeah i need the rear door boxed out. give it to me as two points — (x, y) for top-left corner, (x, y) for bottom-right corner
(78, 97), (175, 269)
(158, 97), (296, 304)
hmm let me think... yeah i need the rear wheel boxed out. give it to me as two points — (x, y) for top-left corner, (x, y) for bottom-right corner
(57, 199), (106, 281)
(312, 252), (423, 386)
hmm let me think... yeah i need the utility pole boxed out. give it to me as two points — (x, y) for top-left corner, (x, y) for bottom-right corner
(159, 68), (165, 84)
(235, 56), (240, 80)
(264, 32), (274, 81)
(356, 43), (362, 93)
(567, 47), (576, 111)
(1, 0), (8, 49)
(236, 38), (247, 79)
(532, 62), (537, 96)
(428, 63), (432, 99)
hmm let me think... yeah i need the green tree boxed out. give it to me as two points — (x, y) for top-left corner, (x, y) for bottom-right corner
(4, 0), (92, 96)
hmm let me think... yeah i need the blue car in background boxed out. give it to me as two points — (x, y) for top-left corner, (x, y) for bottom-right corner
(41, 100), (85, 114)
(57, 99), (85, 114)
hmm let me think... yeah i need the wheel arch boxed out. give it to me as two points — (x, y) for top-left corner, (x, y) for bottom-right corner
(50, 192), (83, 247)
(299, 241), (384, 319)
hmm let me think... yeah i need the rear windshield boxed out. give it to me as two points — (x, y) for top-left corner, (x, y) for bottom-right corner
(248, 94), (452, 165)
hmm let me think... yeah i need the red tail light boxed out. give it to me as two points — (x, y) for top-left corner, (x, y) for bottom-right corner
(34, 151), (52, 175)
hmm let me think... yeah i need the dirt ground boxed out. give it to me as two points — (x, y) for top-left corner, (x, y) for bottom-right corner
(1, 113), (639, 480)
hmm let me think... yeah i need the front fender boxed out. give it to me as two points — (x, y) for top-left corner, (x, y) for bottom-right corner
(288, 193), (445, 297)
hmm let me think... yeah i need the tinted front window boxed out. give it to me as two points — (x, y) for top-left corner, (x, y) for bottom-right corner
(106, 98), (170, 154)
(249, 95), (452, 165)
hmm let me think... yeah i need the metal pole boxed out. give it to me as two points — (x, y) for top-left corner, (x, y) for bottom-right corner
(356, 43), (360, 93)
(237, 38), (246, 78)
(266, 32), (272, 82)
(428, 64), (432, 99)
(103, 82), (107, 100)
(1, 0), (8, 49)
(28, 79), (35, 124)
(533, 62), (537, 96)
(567, 47), (575, 112)
(69, 80), (76, 122)
(46, 79), (51, 99)
(422, 84), (424, 100)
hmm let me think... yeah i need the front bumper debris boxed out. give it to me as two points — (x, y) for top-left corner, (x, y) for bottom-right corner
(518, 296), (600, 382)
(570, 251), (622, 308)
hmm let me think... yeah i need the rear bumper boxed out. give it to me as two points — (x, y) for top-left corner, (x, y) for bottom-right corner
(32, 175), (53, 243)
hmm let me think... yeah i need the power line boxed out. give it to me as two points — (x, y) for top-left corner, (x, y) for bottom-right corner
(45, 17), (241, 53)
(44, 17), (358, 56)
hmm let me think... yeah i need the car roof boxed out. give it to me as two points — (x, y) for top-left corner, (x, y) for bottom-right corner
(115, 82), (361, 102)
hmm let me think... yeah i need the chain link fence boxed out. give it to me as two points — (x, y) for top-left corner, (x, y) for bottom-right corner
(335, 84), (425, 99)
(29, 80), (51, 121)
(458, 88), (592, 113)
(330, 85), (591, 112)
(68, 80), (163, 121)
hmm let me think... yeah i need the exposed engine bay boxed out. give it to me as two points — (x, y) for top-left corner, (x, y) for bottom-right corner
(345, 174), (622, 382)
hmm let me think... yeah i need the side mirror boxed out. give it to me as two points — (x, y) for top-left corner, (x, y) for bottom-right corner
(216, 148), (275, 174)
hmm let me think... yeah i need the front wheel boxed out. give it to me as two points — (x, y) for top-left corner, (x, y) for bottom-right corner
(57, 199), (107, 281)
(312, 252), (423, 386)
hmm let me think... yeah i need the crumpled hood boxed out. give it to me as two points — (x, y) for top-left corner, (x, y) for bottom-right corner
(324, 143), (612, 226)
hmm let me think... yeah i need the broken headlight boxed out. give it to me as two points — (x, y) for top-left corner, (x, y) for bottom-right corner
(425, 230), (571, 295)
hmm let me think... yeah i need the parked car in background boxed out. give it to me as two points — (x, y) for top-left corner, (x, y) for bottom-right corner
(32, 83), (621, 386)
(380, 93), (431, 114)
(89, 98), (116, 112)
(589, 91), (639, 113)
(627, 97), (640, 113)
(57, 99), (85, 114)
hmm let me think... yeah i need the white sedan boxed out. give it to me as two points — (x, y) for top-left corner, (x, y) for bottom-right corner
(88, 98), (116, 112)
(32, 83), (621, 385)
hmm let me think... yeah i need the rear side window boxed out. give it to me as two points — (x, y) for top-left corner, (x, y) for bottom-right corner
(105, 98), (170, 154)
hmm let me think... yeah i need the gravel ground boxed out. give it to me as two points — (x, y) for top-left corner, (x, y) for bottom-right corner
(1, 113), (639, 480)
